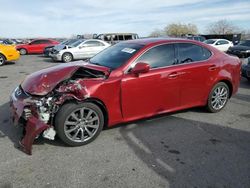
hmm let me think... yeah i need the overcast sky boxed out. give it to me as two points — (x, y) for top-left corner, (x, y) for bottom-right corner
(1, 0), (249, 38)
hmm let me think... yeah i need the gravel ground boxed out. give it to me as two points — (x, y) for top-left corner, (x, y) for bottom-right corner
(0, 55), (249, 188)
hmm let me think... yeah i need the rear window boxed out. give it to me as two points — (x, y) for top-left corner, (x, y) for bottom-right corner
(177, 43), (211, 63)
(204, 39), (216, 44)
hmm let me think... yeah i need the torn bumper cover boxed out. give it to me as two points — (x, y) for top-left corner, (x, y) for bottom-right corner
(10, 86), (50, 155)
(19, 117), (49, 155)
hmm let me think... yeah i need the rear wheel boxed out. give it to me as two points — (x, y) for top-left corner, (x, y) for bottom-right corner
(207, 82), (229, 113)
(0, 54), (6, 66)
(55, 102), (104, 146)
(62, 52), (73, 63)
(19, 48), (27, 55)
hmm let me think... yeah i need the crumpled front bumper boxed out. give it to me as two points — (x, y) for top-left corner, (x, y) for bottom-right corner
(51, 53), (62, 61)
(10, 87), (49, 155)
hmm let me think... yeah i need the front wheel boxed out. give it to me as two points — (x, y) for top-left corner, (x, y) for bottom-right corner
(55, 102), (104, 146)
(0, 54), (6, 66)
(207, 82), (229, 113)
(62, 52), (73, 63)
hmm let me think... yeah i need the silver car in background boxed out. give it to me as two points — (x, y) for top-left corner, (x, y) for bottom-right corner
(51, 39), (110, 62)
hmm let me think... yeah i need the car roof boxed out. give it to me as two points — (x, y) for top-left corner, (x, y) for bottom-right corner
(123, 37), (202, 45)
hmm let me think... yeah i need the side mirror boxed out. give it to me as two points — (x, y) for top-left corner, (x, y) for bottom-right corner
(130, 62), (150, 75)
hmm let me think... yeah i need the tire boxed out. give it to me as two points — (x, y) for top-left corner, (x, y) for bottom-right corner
(62, 52), (73, 63)
(207, 82), (229, 113)
(0, 54), (6, 66)
(19, 48), (27, 55)
(55, 102), (104, 146)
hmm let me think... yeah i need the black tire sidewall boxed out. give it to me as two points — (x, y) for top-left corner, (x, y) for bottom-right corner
(207, 82), (229, 113)
(0, 54), (5, 66)
(55, 102), (104, 146)
(62, 52), (73, 63)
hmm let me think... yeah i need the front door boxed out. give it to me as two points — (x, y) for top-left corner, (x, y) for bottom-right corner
(121, 44), (182, 120)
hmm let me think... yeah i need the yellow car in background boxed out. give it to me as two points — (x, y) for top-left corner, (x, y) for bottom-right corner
(0, 44), (20, 66)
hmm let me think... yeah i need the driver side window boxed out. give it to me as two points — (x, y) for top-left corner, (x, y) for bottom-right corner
(135, 44), (175, 69)
(30, 40), (41, 45)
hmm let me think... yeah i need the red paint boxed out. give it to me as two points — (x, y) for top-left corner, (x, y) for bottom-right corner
(16, 39), (59, 54)
(10, 38), (241, 154)
(20, 116), (49, 155)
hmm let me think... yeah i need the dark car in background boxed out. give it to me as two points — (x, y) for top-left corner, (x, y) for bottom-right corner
(186, 35), (206, 42)
(241, 58), (250, 82)
(227, 40), (250, 58)
(43, 39), (79, 57)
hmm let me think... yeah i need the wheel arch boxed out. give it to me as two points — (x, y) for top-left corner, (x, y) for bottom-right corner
(18, 48), (28, 53)
(61, 97), (109, 128)
(84, 97), (109, 129)
(0, 53), (7, 60)
(217, 79), (233, 98)
(62, 51), (74, 61)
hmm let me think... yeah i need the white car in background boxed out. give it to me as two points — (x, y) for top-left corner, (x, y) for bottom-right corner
(51, 39), (110, 62)
(204, 39), (233, 52)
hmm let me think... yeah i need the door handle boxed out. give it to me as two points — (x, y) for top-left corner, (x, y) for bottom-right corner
(168, 71), (186, 78)
(208, 65), (217, 71)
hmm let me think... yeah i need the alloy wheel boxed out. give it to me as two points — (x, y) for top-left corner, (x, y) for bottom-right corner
(211, 85), (228, 110)
(64, 107), (100, 143)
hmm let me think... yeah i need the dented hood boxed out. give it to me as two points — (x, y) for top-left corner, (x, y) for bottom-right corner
(21, 61), (110, 96)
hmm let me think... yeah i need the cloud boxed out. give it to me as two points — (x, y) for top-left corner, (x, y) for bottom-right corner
(0, 0), (249, 38)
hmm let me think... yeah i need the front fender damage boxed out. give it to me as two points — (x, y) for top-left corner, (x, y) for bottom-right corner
(16, 67), (105, 155)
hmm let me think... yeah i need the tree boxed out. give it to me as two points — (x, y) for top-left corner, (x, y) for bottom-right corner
(206, 20), (239, 34)
(149, 29), (165, 37)
(164, 23), (198, 37)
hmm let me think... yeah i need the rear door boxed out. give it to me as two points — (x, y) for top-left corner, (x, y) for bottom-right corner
(175, 43), (216, 107)
(121, 44), (183, 120)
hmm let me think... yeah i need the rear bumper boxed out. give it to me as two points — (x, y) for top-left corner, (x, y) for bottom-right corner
(10, 87), (49, 155)
(51, 53), (62, 61)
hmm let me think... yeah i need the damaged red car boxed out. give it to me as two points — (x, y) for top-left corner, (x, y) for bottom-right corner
(10, 38), (241, 154)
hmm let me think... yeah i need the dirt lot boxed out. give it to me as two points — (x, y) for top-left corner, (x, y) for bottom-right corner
(0, 55), (249, 188)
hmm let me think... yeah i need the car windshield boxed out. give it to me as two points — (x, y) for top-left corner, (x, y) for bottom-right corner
(89, 42), (144, 69)
(69, 39), (85, 47)
(239, 40), (250, 46)
(204, 39), (216, 44)
(64, 39), (79, 45)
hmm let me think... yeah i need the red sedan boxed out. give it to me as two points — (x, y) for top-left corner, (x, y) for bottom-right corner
(16, 39), (59, 55)
(10, 38), (241, 154)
